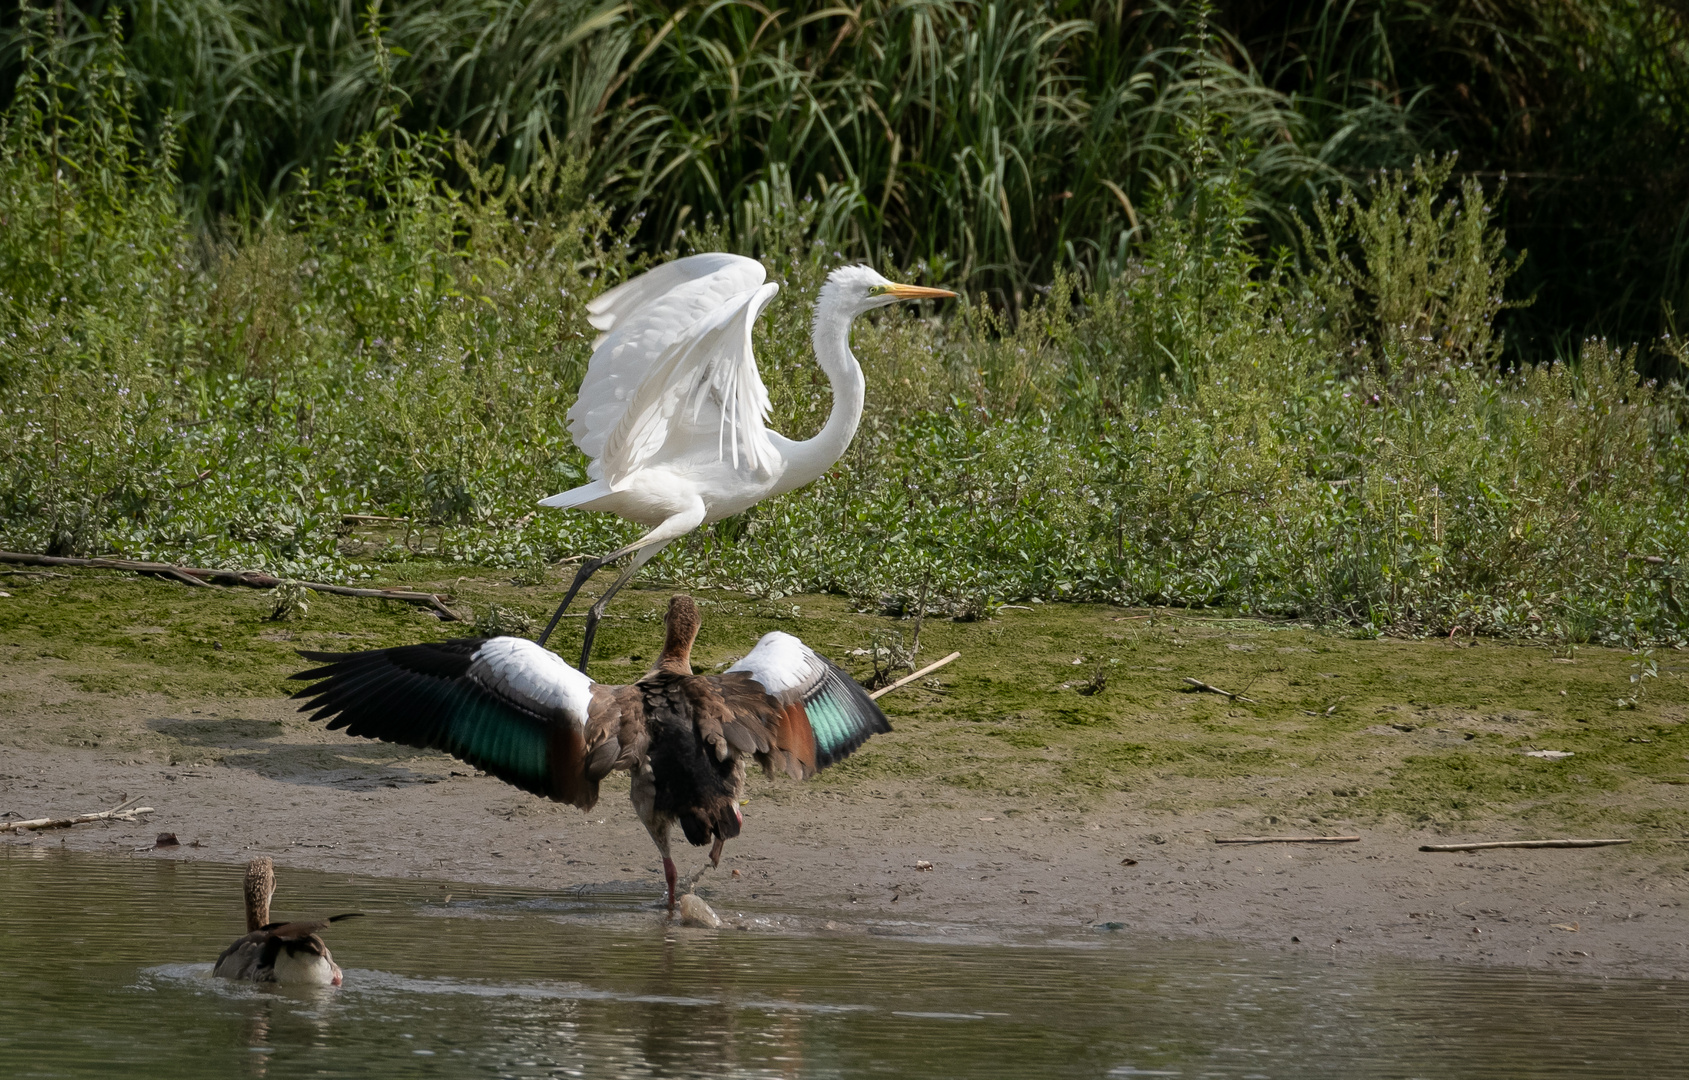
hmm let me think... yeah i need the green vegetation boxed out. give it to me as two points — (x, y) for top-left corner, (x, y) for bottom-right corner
(8, 0), (1687, 354)
(0, 9), (1685, 647)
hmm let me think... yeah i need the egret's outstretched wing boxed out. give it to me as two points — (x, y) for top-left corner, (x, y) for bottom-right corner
(567, 253), (780, 488)
(698, 631), (891, 780)
(289, 637), (607, 808)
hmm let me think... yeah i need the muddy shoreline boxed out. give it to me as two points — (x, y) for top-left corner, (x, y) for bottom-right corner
(4, 573), (1688, 980)
(7, 733), (1687, 980)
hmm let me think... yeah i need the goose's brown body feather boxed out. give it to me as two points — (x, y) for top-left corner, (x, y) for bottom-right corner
(290, 596), (890, 909)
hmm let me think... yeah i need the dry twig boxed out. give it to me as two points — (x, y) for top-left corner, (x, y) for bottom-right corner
(1213, 835), (1360, 845)
(1181, 677), (1257, 704)
(869, 652), (961, 700)
(1419, 839), (1631, 852)
(2, 796), (153, 833)
(0, 550), (463, 620)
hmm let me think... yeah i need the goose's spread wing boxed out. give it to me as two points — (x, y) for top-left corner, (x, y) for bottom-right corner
(289, 637), (608, 808)
(214, 933), (265, 979)
(699, 631), (890, 780)
(260, 914), (364, 938)
(568, 253), (780, 488)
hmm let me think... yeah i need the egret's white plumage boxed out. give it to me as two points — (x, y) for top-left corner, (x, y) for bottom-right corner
(536, 255), (955, 668)
(567, 254), (779, 484)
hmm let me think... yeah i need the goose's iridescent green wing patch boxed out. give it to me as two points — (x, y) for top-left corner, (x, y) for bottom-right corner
(290, 636), (599, 807)
(712, 631), (890, 779)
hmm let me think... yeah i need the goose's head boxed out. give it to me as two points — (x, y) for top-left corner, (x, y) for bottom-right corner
(819, 265), (956, 319)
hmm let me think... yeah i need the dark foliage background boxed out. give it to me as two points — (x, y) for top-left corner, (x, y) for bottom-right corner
(4, 0), (1685, 365)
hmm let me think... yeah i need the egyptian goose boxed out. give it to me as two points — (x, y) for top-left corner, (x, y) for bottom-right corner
(290, 595), (890, 909)
(212, 856), (358, 985)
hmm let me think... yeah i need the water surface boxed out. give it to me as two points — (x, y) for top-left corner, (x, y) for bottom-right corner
(2, 847), (1685, 1078)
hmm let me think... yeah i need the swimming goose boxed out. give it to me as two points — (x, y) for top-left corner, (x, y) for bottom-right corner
(213, 857), (358, 985)
(289, 594), (890, 910)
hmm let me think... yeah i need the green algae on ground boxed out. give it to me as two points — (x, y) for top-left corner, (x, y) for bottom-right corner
(2, 564), (1686, 838)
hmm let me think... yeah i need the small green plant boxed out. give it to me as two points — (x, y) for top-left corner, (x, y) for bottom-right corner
(268, 582), (311, 622)
(1297, 154), (1525, 379)
(863, 630), (916, 692)
(475, 604), (537, 639)
(509, 561), (550, 588)
(1620, 649), (1660, 709)
(1077, 658), (1118, 697)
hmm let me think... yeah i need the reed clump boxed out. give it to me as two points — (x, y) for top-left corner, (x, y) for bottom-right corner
(8, 0), (1685, 359)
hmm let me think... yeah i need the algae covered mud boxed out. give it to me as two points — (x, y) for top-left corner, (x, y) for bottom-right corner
(6, 569), (1689, 983)
(4, 849), (1689, 1080)
(4, 567), (1687, 837)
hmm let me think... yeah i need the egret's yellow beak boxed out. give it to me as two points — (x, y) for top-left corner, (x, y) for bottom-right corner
(871, 282), (958, 300)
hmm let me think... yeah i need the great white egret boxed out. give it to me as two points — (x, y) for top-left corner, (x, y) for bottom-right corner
(291, 594), (890, 911)
(533, 254), (955, 669)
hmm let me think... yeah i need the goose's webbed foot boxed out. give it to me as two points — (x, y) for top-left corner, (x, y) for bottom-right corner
(677, 849), (723, 898)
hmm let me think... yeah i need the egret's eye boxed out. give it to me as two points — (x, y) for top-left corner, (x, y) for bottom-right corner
(866, 284), (890, 296)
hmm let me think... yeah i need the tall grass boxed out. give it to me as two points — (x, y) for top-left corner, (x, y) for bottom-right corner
(11, 2), (1685, 354)
(2, 31), (1684, 647)
(7, 1), (1331, 307)
(1230, 0), (1689, 368)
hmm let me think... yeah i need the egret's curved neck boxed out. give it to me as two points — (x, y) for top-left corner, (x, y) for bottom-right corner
(777, 294), (865, 492)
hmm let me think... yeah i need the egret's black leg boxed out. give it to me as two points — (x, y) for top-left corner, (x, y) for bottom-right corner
(536, 537), (653, 649)
(577, 553), (648, 671)
(535, 555), (608, 648)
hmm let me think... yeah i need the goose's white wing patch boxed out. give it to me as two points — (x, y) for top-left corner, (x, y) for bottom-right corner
(291, 636), (599, 806)
(728, 631), (827, 699)
(726, 631), (890, 772)
(468, 637), (595, 721)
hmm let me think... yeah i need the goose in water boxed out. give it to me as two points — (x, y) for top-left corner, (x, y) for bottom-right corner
(213, 857), (358, 986)
(290, 595), (890, 909)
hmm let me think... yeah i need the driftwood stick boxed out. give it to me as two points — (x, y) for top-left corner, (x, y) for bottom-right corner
(158, 566), (216, 588)
(0, 550), (463, 620)
(1419, 838), (1631, 853)
(870, 651), (962, 700)
(2, 796), (153, 833)
(1214, 835), (1361, 845)
(282, 582), (462, 621)
(1182, 677), (1258, 704)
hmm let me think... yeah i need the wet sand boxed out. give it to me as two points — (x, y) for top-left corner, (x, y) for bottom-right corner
(5, 573), (1687, 980)
(5, 720), (1686, 980)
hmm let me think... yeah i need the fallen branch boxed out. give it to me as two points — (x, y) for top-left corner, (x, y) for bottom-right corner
(2, 796), (153, 833)
(1214, 835), (1360, 845)
(1419, 838), (1631, 853)
(870, 651), (961, 700)
(0, 550), (463, 621)
(1182, 677), (1257, 704)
